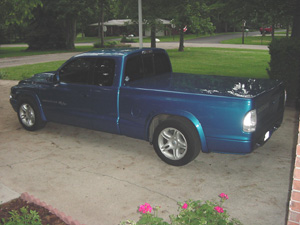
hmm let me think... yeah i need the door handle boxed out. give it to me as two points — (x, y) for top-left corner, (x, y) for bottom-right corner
(80, 93), (90, 98)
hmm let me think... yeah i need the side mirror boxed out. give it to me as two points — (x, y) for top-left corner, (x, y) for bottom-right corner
(52, 73), (60, 84)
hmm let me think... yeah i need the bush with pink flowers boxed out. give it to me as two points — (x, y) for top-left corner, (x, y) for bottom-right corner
(121, 193), (242, 225)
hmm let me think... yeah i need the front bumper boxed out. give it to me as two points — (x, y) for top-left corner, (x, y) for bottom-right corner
(10, 96), (18, 112)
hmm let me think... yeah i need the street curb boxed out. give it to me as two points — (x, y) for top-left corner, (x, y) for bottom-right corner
(21, 192), (85, 225)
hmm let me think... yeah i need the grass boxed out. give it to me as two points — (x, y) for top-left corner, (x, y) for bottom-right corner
(142, 33), (224, 43)
(220, 35), (286, 45)
(0, 48), (270, 80)
(0, 33), (229, 58)
(0, 46), (95, 58)
(75, 34), (221, 43)
(169, 48), (270, 78)
(0, 61), (65, 80)
(75, 35), (120, 43)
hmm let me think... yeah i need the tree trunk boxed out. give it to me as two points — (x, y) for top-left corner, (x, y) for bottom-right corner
(291, 2), (300, 39)
(178, 27), (184, 51)
(97, 0), (105, 47)
(151, 23), (156, 48)
(100, 1), (104, 47)
(271, 23), (275, 41)
(98, 15), (101, 38)
(65, 16), (76, 50)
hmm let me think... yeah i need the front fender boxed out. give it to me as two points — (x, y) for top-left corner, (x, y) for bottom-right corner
(16, 90), (47, 122)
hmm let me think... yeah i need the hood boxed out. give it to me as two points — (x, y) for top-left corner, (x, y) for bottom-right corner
(126, 73), (283, 98)
(19, 72), (56, 85)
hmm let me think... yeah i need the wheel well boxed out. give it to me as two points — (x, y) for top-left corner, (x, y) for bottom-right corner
(148, 114), (199, 144)
(17, 94), (47, 122)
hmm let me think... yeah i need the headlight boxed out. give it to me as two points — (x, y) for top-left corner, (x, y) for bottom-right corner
(284, 90), (287, 105)
(243, 109), (257, 132)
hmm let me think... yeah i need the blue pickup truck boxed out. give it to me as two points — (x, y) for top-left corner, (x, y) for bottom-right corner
(10, 48), (285, 166)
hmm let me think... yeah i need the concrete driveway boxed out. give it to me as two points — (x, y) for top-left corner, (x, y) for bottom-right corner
(0, 79), (298, 225)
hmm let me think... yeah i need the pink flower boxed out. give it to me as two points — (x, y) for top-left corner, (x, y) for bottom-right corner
(219, 193), (228, 200)
(214, 206), (224, 213)
(139, 203), (152, 214)
(182, 203), (188, 209)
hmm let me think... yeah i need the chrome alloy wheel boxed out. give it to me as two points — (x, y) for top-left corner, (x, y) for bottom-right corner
(19, 103), (36, 127)
(157, 127), (188, 160)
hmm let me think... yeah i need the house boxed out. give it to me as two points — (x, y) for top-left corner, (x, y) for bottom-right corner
(88, 19), (172, 37)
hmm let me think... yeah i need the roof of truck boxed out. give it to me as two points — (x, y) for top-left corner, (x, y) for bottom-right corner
(74, 48), (164, 58)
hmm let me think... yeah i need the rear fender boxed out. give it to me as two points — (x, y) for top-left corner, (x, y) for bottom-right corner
(147, 111), (208, 153)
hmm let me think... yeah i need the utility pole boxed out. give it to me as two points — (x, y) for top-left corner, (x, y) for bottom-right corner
(138, 0), (143, 49)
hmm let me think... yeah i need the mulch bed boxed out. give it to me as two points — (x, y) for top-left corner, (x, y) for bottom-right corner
(0, 197), (67, 225)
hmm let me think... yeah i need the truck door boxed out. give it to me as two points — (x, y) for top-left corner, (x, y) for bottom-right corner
(40, 57), (95, 128)
(89, 58), (119, 134)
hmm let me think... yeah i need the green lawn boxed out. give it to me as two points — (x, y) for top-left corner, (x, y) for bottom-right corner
(0, 33), (232, 58)
(0, 61), (65, 80)
(0, 48), (270, 80)
(75, 35), (120, 43)
(0, 46), (95, 58)
(76, 34), (223, 43)
(142, 33), (228, 43)
(169, 48), (269, 78)
(220, 35), (286, 45)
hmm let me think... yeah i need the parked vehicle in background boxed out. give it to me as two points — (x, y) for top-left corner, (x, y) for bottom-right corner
(9, 48), (285, 166)
(260, 27), (273, 34)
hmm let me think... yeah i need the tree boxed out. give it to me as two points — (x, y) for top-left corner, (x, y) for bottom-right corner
(0, 0), (42, 45)
(0, 0), (42, 25)
(26, 0), (96, 50)
(171, 0), (214, 51)
(209, 0), (242, 33)
(96, 0), (116, 48)
(288, 0), (300, 38)
(142, 0), (169, 48)
(119, 0), (171, 48)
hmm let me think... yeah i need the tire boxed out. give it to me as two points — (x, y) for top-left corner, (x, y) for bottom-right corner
(17, 98), (46, 131)
(153, 119), (201, 166)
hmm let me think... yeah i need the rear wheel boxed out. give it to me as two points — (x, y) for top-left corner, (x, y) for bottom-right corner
(153, 119), (201, 166)
(18, 98), (46, 131)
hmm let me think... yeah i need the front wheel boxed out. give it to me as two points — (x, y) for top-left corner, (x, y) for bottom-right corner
(153, 119), (201, 166)
(18, 98), (46, 131)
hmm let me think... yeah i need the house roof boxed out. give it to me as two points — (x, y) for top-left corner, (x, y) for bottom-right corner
(90, 19), (171, 27)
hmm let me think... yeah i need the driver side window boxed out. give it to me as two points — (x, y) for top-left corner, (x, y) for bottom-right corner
(59, 58), (94, 84)
(93, 58), (115, 86)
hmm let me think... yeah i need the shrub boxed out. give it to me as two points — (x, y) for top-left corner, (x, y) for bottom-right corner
(1, 206), (42, 225)
(267, 38), (300, 105)
(0, 71), (7, 79)
(121, 193), (242, 225)
(120, 36), (136, 43)
(93, 41), (131, 48)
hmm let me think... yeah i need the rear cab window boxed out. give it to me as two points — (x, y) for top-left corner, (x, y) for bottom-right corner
(124, 51), (171, 84)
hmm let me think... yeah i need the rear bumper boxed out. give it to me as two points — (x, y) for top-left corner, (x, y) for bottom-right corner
(206, 122), (281, 154)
